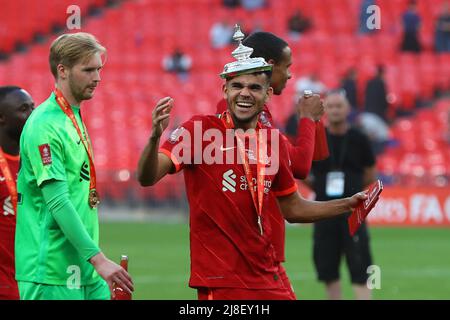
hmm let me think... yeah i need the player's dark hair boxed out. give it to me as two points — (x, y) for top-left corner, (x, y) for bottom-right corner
(253, 70), (273, 83)
(243, 32), (289, 63)
(226, 70), (272, 85)
(0, 86), (21, 105)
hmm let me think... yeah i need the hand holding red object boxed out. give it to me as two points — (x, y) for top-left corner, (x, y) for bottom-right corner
(348, 180), (383, 236)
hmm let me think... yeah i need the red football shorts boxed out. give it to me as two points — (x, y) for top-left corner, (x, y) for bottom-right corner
(197, 266), (296, 300)
(197, 286), (295, 300)
(0, 281), (19, 300)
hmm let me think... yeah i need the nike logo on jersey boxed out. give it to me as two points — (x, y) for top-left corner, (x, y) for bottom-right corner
(220, 145), (236, 152)
(0, 176), (5, 182)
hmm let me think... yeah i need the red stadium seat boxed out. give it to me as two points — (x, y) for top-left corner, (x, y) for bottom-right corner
(1, 0), (449, 198)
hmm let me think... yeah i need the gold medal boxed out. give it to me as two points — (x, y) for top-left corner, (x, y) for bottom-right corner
(89, 189), (100, 209)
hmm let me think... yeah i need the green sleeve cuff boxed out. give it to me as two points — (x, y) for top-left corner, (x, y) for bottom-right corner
(41, 180), (101, 261)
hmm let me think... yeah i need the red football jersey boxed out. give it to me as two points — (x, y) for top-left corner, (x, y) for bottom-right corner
(160, 115), (297, 289)
(0, 153), (20, 300)
(215, 99), (315, 262)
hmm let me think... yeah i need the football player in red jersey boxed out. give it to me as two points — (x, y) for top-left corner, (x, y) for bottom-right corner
(0, 86), (34, 299)
(216, 31), (324, 179)
(215, 31), (325, 296)
(138, 52), (367, 299)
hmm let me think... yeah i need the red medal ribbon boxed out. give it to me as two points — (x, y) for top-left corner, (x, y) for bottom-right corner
(0, 148), (18, 213)
(54, 88), (97, 197)
(222, 111), (266, 235)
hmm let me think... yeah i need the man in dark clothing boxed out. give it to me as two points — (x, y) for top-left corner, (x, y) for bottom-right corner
(340, 69), (358, 111)
(400, 0), (422, 52)
(435, 2), (450, 52)
(306, 90), (376, 300)
(364, 66), (388, 122)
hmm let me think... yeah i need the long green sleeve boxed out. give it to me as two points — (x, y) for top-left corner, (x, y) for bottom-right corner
(41, 180), (101, 262)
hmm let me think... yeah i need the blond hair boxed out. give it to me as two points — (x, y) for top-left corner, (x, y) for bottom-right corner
(49, 32), (106, 79)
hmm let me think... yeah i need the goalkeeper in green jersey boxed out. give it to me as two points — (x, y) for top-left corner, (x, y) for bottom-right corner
(15, 32), (133, 300)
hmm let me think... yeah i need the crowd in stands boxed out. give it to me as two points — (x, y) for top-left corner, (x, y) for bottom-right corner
(0, 0), (449, 205)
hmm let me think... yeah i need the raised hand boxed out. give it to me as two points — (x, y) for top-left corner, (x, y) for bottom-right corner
(296, 93), (324, 121)
(151, 97), (174, 139)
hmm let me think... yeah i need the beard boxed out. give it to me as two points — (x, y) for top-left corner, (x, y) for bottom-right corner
(229, 104), (262, 128)
(232, 109), (259, 122)
(68, 76), (93, 103)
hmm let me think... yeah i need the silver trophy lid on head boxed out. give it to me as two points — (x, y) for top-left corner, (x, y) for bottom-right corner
(220, 24), (272, 79)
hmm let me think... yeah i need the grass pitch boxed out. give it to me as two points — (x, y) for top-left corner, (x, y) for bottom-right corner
(100, 221), (450, 300)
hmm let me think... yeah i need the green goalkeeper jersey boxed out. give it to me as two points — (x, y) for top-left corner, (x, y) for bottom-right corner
(15, 92), (100, 286)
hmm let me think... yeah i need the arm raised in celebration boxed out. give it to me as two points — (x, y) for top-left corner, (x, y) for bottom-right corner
(137, 97), (175, 186)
